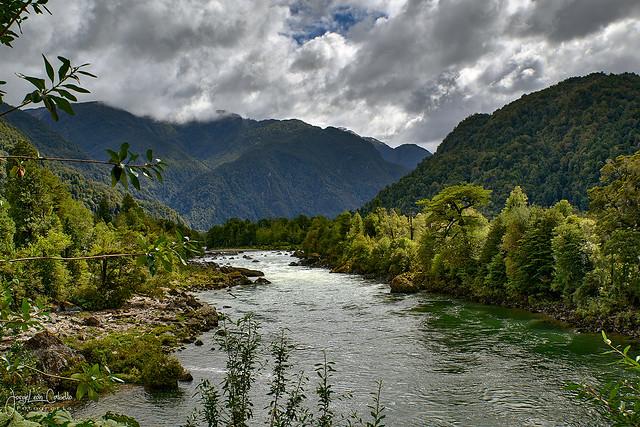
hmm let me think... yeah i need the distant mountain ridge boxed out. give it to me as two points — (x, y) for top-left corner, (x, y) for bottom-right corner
(364, 72), (640, 214)
(366, 138), (431, 170)
(7, 102), (428, 228)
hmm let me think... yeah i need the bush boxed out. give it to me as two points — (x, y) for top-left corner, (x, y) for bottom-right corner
(77, 331), (183, 388)
(141, 354), (183, 391)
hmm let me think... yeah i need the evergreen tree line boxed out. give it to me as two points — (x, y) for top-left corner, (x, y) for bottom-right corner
(206, 215), (313, 248)
(209, 150), (640, 331)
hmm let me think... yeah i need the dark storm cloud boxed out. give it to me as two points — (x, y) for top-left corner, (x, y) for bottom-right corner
(1, 0), (639, 148)
(510, 0), (640, 42)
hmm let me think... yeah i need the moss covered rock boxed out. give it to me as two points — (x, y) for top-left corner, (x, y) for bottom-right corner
(390, 273), (420, 294)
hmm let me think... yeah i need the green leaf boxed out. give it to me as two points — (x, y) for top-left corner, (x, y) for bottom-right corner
(106, 149), (120, 163)
(44, 97), (59, 121)
(57, 56), (71, 80)
(22, 75), (45, 91)
(146, 149), (153, 162)
(54, 89), (78, 101)
(51, 95), (75, 115)
(43, 54), (55, 83)
(128, 170), (140, 190)
(119, 142), (130, 161)
(77, 70), (98, 78)
(63, 83), (90, 94)
(111, 166), (123, 187)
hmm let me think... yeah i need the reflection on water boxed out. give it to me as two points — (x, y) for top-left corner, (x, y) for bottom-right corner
(73, 251), (612, 426)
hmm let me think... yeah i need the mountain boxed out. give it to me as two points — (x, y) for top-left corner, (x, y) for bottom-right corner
(364, 72), (640, 213)
(18, 102), (418, 228)
(366, 137), (431, 170)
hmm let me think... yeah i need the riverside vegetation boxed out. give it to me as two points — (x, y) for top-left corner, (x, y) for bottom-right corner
(3, 1), (640, 426)
(206, 149), (640, 425)
(0, 4), (389, 426)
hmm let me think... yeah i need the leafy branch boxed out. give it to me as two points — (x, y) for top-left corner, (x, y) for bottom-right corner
(568, 331), (640, 426)
(0, 1), (50, 46)
(1, 142), (166, 190)
(1, 55), (96, 119)
(0, 232), (201, 275)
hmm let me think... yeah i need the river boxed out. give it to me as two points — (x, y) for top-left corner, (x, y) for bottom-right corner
(74, 250), (614, 426)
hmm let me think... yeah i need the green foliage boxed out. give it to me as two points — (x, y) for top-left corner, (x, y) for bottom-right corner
(189, 317), (386, 427)
(77, 331), (181, 390)
(1, 0), (95, 119)
(140, 354), (183, 391)
(366, 73), (640, 215)
(570, 332), (640, 426)
(297, 150), (640, 335)
(0, 408), (136, 427)
(206, 216), (313, 249)
(71, 363), (122, 401)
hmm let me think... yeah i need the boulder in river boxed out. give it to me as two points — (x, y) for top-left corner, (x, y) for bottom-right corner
(220, 266), (264, 277)
(390, 273), (421, 294)
(226, 271), (252, 286)
(254, 277), (271, 285)
(331, 263), (352, 274)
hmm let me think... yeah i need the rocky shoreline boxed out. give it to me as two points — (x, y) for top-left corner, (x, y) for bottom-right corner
(5, 260), (271, 398)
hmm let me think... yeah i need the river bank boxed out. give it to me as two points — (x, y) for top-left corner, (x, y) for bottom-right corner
(2, 260), (271, 404)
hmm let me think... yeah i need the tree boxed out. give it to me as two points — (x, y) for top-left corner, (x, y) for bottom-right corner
(589, 151), (640, 305)
(551, 216), (596, 303)
(417, 184), (491, 281)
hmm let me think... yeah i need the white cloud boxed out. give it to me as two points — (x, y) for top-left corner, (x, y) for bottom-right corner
(1, 0), (639, 149)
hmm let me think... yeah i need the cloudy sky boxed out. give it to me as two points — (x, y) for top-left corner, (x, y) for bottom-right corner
(3, 0), (640, 151)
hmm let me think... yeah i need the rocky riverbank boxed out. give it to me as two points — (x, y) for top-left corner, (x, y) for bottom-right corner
(4, 261), (271, 397)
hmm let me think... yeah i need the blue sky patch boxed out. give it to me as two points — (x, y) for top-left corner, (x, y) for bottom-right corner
(289, 4), (386, 45)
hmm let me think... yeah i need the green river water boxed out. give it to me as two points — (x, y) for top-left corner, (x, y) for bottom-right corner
(73, 250), (619, 426)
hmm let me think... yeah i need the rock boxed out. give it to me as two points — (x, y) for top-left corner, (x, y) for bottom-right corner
(183, 336), (196, 344)
(178, 369), (194, 382)
(252, 259), (260, 263)
(390, 273), (420, 294)
(82, 316), (100, 327)
(56, 301), (82, 313)
(330, 264), (351, 274)
(23, 331), (86, 385)
(289, 262), (299, 266)
(220, 266), (264, 277)
(194, 304), (219, 330)
(195, 339), (204, 346)
(293, 250), (305, 258)
(142, 355), (183, 392)
(226, 271), (252, 286)
(242, 255), (252, 259)
(299, 252), (322, 266)
(254, 277), (271, 285)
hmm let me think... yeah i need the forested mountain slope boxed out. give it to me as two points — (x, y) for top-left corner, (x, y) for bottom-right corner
(365, 73), (640, 213)
(21, 103), (418, 228)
